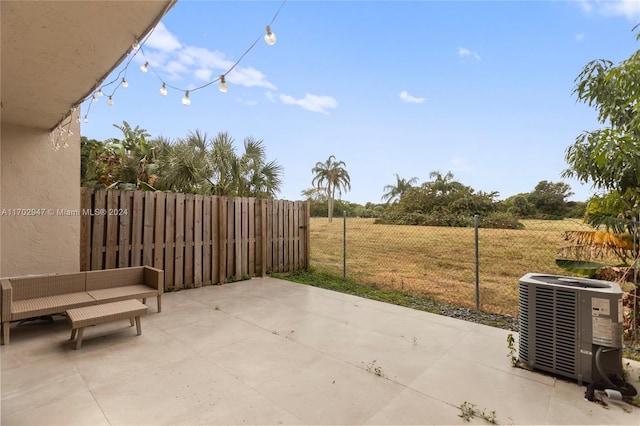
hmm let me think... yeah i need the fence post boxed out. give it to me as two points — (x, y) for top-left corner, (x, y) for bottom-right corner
(474, 214), (480, 311)
(343, 210), (347, 281)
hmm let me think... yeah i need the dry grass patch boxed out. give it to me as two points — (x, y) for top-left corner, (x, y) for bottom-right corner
(310, 217), (591, 316)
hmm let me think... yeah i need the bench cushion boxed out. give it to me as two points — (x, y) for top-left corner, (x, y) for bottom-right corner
(11, 292), (95, 321)
(87, 285), (158, 304)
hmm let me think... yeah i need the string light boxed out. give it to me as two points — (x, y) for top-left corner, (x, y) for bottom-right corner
(264, 25), (277, 45)
(181, 91), (191, 106)
(218, 75), (228, 93)
(69, 0), (287, 128)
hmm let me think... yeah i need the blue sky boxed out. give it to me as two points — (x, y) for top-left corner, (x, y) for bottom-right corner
(82, 0), (640, 204)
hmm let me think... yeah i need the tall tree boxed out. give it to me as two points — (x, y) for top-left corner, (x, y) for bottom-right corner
(563, 28), (640, 231)
(381, 174), (419, 203)
(528, 180), (574, 218)
(157, 130), (212, 193)
(312, 155), (351, 222)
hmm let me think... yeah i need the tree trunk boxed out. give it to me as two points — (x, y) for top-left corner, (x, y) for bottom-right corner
(327, 185), (334, 223)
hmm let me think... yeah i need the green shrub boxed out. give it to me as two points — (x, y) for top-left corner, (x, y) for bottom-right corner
(480, 212), (524, 229)
(375, 211), (522, 229)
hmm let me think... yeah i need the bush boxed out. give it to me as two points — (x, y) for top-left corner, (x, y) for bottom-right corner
(375, 211), (522, 229)
(479, 212), (524, 229)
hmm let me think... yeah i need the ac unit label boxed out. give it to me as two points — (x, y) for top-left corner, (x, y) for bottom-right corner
(591, 297), (610, 316)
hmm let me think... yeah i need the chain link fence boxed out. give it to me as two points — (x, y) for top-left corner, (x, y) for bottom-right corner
(309, 214), (639, 341)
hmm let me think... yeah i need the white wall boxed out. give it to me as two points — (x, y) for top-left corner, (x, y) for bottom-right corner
(0, 116), (80, 277)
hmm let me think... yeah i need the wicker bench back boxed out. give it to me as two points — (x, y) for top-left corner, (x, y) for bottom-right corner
(85, 267), (145, 290)
(10, 273), (86, 300)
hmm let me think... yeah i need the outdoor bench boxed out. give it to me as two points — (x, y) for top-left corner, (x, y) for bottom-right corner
(67, 299), (149, 349)
(1, 266), (163, 345)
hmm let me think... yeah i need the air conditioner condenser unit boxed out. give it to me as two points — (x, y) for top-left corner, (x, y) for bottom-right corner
(518, 273), (623, 386)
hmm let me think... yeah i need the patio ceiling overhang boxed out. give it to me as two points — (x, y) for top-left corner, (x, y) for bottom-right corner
(1, 0), (176, 131)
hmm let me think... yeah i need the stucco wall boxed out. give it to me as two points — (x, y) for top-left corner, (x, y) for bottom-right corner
(0, 117), (80, 277)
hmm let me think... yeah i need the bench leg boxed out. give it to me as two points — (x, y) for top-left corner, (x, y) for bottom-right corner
(2, 322), (9, 345)
(75, 328), (85, 350)
(129, 317), (135, 326)
(157, 295), (162, 313)
(135, 316), (142, 335)
(142, 297), (147, 304)
(70, 328), (77, 341)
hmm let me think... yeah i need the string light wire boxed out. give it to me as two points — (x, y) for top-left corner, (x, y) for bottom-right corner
(49, 0), (286, 148)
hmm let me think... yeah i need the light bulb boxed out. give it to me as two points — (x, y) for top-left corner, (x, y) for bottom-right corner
(181, 91), (191, 106)
(160, 82), (168, 96)
(140, 62), (149, 73)
(121, 78), (129, 88)
(264, 25), (276, 45)
(132, 39), (140, 50)
(83, 115), (89, 123)
(107, 96), (114, 106)
(218, 75), (228, 93)
(91, 95), (98, 103)
(96, 88), (104, 97)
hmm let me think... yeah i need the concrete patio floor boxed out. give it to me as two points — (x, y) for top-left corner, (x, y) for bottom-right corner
(1, 277), (639, 425)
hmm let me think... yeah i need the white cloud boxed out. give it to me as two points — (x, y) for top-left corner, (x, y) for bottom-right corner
(575, 33), (585, 41)
(601, 0), (640, 20)
(194, 68), (213, 82)
(265, 91), (276, 103)
(576, 0), (640, 21)
(145, 22), (182, 52)
(181, 46), (232, 70)
(458, 47), (481, 61)
(227, 66), (277, 90)
(279, 93), (338, 114)
(399, 90), (425, 104)
(164, 61), (189, 81)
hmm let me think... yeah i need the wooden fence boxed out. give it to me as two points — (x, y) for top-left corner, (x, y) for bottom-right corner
(80, 188), (310, 291)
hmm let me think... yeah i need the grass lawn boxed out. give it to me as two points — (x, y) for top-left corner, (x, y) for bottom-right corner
(308, 217), (605, 316)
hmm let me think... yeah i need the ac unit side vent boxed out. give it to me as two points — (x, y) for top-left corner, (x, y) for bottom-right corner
(518, 282), (530, 362)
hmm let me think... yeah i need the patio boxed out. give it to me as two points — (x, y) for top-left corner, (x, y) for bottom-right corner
(2, 277), (639, 425)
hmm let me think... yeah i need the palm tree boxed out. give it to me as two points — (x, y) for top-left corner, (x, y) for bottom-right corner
(312, 155), (351, 222)
(424, 171), (463, 195)
(156, 131), (283, 198)
(156, 130), (213, 193)
(382, 174), (419, 203)
(209, 133), (283, 197)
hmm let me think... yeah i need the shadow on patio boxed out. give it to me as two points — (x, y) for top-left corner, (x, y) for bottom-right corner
(2, 277), (639, 425)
